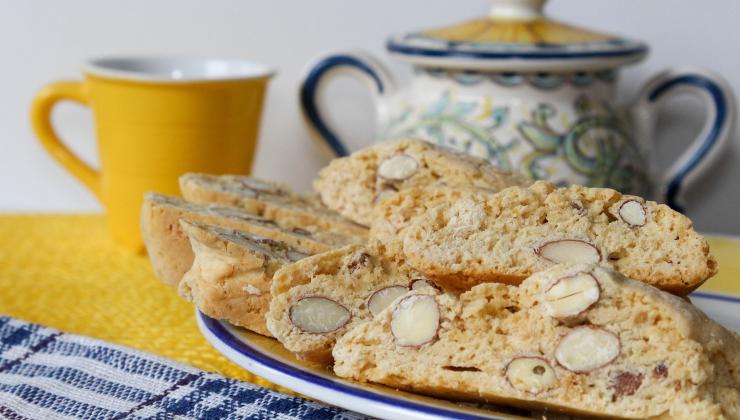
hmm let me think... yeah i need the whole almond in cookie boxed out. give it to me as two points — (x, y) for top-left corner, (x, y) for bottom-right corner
(378, 154), (419, 181)
(505, 356), (557, 394)
(543, 272), (600, 319)
(556, 326), (620, 372)
(289, 297), (351, 334)
(536, 239), (601, 265)
(618, 200), (646, 227)
(368, 286), (409, 316)
(391, 295), (439, 347)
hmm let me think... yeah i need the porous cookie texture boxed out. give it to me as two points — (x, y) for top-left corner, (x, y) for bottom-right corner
(179, 220), (313, 336)
(180, 173), (369, 238)
(265, 245), (439, 365)
(313, 138), (529, 226)
(140, 193), (355, 287)
(333, 264), (740, 419)
(398, 181), (716, 294)
(370, 185), (485, 262)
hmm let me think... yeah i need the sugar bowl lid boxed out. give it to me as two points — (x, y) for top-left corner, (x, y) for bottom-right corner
(386, 0), (648, 71)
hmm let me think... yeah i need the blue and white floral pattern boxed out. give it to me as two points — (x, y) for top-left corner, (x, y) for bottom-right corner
(383, 90), (650, 196)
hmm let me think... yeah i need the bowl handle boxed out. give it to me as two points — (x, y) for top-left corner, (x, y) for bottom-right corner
(632, 68), (736, 212)
(300, 51), (395, 156)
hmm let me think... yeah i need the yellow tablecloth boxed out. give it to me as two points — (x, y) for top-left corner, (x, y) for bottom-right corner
(0, 214), (737, 386)
(0, 214), (288, 393)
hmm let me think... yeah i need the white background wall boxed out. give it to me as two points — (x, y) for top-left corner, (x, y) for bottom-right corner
(1, 0), (739, 234)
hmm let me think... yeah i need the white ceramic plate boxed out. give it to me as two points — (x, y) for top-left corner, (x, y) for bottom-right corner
(196, 291), (740, 420)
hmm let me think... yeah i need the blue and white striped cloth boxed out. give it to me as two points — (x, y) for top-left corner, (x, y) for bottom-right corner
(0, 316), (365, 419)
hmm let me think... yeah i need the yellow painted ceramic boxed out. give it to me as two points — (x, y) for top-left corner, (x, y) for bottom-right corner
(30, 57), (274, 252)
(421, 17), (613, 45)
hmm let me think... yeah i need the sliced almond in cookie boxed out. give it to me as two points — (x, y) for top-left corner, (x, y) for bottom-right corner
(286, 250), (310, 262)
(536, 239), (601, 265)
(289, 297), (351, 334)
(505, 356), (557, 394)
(368, 286), (409, 316)
(543, 272), (600, 319)
(378, 154), (419, 181)
(237, 177), (283, 194)
(618, 200), (646, 227)
(391, 295), (439, 347)
(556, 326), (620, 372)
(409, 278), (441, 292)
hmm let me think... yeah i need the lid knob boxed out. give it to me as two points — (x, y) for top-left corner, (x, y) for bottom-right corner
(489, 0), (546, 21)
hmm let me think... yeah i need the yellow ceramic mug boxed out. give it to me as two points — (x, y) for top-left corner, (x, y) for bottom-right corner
(31, 56), (274, 251)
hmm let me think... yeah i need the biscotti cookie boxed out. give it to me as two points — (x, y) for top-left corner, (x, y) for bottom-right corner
(397, 181), (716, 294)
(141, 193), (357, 287)
(179, 220), (312, 336)
(313, 138), (530, 226)
(180, 173), (368, 237)
(333, 264), (739, 419)
(265, 245), (439, 364)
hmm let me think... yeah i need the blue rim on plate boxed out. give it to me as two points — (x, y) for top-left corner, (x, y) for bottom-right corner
(691, 291), (740, 304)
(198, 312), (509, 420)
(198, 291), (738, 420)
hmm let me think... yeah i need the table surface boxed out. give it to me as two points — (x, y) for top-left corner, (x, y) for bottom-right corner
(0, 214), (288, 393)
(0, 214), (737, 391)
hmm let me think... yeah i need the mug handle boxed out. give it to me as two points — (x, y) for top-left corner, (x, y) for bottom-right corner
(300, 51), (394, 156)
(632, 68), (736, 212)
(30, 81), (101, 200)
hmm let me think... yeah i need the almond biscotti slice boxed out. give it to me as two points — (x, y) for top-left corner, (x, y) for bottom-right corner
(265, 245), (439, 365)
(313, 138), (529, 226)
(179, 220), (313, 336)
(180, 173), (368, 237)
(397, 181), (716, 294)
(141, 193), (358, 287)
(333, 264), (739, 419)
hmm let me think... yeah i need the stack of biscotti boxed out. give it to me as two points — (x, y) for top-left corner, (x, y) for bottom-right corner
(265, 240), (736, 418)
(140, 137), (737, 418)
(141, 192), (362, 287)
(265, 142), (734, 418)
(264, 180), (720, 361)
(141, 138), (526, 336)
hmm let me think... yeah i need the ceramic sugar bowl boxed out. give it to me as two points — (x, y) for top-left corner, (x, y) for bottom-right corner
(300, 0), (735, 210)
